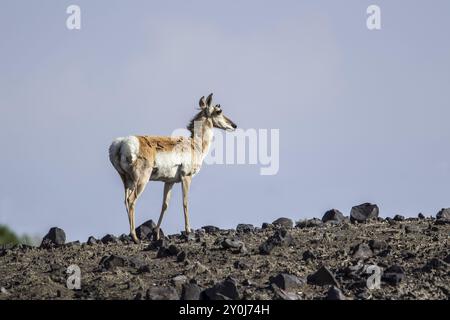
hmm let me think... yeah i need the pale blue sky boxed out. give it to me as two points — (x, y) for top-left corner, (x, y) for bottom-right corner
(1, 1), (449, 241)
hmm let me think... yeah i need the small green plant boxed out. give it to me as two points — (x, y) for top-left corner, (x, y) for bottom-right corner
(0, 225), (40, 246)
(0, 224), (20, 245)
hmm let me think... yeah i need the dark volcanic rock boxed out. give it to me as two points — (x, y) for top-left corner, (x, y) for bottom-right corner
(127, 256), (145, 269)
(181, 283), (202, 300)
(119, 234), (132, 243)
(387, 218), (397, 225)
(221, 238), (245, 251)
(296, 218), (323, 228)
(101, 234), (118, 244)
(401, 250), (416, 260)
(381, 265), (405, 285)
(145, 239), (167, 251)
(351, 243), (373, 260)
(368, 239), (388, 251)
(242, 279), (252, 286)
(418, 213), (425, 219)
(195, 229), (206, 236)
(65, 241), (80, 247)
(434, 219), (450, 225)
(156, 247), (171, 258)
(41, 227), (66, 248)
(273, 229), (293, 245)
(259, 229), (293, 255)
(393, 214), (405, 221)
(322, 209), (345, 223)
(326, 286), (346, 300)
(444, 255), (450, 264)
(203, 277), (240, 300)
(350, 203), (379, 223)
(271, 284), (301, 300)
(176, 251), (187, 263)
(86, 236), (98, 245)
(259, 242), (275, 255)
(157, 244), (180, 258)
(302, 250), (316, 261)
(168, 244), (180, 255)
(135, 220), (161, 240)
(272, 217), (294, 228)
(135, 225), (153, 240)
(436, 208), (450, 220)
(269, 273), (304, 291)
(180, 231), (195, 242)
(261, 222), (272, 229)
(134, 292), (143, 300)
(422, 258), (449, 272)
(234, 260), (250, 270)
(202, 225), (220, 234)
(307, 266), (339, 286)
(137, 265), (151, 273)
(99, 255), (127, 270)
(146, 287), (179, 300)
(236, 224), (254, 233)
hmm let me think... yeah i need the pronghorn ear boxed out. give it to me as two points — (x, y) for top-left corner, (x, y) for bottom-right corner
(206, 93), (213, 107)
(199, 96), (206, 109)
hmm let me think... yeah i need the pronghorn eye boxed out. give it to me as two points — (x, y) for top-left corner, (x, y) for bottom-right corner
(216, 109), (222, 114)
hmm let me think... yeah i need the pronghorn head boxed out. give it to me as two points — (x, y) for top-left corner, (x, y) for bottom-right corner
(198, 93), (237, 132)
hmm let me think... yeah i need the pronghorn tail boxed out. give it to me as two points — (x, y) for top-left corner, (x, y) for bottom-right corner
(108, 136), (139, 175)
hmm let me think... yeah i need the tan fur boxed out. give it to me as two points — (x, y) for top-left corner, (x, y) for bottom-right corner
(137, 136), (186, 153)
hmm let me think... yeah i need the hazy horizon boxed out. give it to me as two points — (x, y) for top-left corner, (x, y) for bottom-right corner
(1, 1), (450, 241)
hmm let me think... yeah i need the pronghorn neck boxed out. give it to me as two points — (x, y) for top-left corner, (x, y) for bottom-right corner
(189, 117), (214, 159)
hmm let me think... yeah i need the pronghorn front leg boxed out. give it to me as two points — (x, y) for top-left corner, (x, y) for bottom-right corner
(181, 175), (192, 234)
(155, 182), (174, 240)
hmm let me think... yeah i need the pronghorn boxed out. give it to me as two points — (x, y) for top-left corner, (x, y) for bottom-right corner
(109, 93), (237, 243)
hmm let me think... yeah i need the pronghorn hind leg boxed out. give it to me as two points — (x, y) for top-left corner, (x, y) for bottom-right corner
(124, 186), (137, 242)
(154, 182), (174, 240)
(125, 187), (140, 243)
(125, 169), (152, 244)
(122, 174), (135, 240)
(181, 175), (192, 234)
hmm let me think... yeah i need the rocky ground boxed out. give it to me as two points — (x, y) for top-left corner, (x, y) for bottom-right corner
(0, 204), (449, 300)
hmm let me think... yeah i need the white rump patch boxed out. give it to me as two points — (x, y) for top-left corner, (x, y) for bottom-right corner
(109, 136), (140, 173)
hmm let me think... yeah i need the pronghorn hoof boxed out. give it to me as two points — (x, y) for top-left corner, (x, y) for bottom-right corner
(131, 235), (140, 244)
(151, 232), (160, 241)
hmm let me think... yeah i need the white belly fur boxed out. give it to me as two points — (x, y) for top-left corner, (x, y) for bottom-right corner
(151, 151), (201, 182)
